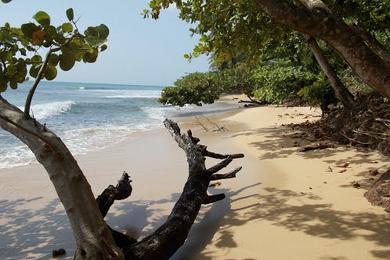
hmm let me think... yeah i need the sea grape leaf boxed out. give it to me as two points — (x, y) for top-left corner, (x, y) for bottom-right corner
(33, 11), (50, 27)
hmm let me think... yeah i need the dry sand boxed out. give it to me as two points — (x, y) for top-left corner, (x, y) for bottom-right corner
(1, 104), (390, 259)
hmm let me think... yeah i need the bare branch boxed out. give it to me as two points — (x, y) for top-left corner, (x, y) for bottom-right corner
(24, 48), (58, 118)
(203, 194), (226, 204)
(24, 36), (74, 118)
(207, 157), (233, 174)
(204, 150), (244, 159)
(210, 166), (242, 181)
(96, 172), (132, 218)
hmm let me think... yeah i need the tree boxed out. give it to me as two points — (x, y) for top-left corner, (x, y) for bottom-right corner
(146, 0), (390, 99)
(0, 9), (244, 259)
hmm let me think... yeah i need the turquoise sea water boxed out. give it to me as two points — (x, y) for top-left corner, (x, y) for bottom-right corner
(0, 81), (236, 169)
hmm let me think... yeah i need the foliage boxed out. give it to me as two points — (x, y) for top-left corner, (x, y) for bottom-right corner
(252, 60), (318, 104)
(159, 72), (220, 106)
(0, 9), (109, 92)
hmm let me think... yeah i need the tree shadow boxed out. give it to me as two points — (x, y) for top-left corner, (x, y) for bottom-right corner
(230, 126), (388, 167)
(0, 197), (73, 259)
(195, 185), (390, 259)
(2, 182), (389, 259)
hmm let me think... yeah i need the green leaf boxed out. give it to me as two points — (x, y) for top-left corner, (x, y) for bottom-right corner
(44, 65), (57, 80)
(0, 79), (7, 92)
(19, 48), (27, 56)
(48, 53), (59, 66)
(21, 23), (39, 38)
(100, 44), (107, 52)
(29, 65), (40, 78)
(31, 55), (42, 63)
(10, 79), (17, 89)
(61, 22), (73, 33)
(33, 11), (51, 26)
(66, 8), (74, 21)
(83, 48), (98, 63)
(59, 54), (75, 71)
(96, 24), (109, 39)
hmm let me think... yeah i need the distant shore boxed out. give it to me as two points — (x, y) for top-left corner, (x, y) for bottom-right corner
(1, 100), (390, 259)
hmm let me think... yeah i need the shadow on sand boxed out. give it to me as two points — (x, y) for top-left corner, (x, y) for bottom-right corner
(1, 183), (390, 259)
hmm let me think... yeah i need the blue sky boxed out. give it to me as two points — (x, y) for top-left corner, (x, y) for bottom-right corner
(0, 0), (210, 86)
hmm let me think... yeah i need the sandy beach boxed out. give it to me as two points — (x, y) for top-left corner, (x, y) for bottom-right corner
(1, 104), (390, 259)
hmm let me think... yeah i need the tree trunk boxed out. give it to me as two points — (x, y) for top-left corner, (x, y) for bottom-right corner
(307, 37), (355, 109)
(255, 0), (390, 98)
(0, 96), (124, 260)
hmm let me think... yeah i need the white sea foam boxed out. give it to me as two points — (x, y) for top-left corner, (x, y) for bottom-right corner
(25, 101), (75, 120)
(79, 88), (161, 99)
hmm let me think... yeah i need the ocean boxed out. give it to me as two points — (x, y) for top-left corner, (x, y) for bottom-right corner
(0, 81), (236, 169)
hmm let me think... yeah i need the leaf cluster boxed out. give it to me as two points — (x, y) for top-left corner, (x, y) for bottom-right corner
(0, 8), (109, 92)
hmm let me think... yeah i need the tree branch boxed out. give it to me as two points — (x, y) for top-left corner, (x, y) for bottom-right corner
(203, 150), (244, 159)
(24, 48), (58, 118)
(96, 172), (132, 217)
(210, 166), (242, 181)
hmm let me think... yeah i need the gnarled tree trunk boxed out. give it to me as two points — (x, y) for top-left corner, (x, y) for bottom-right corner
(255, 0), (390, 98)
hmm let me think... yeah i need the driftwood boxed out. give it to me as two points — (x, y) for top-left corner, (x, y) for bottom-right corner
(126, 119), (243, 259)
(93, 119), (245, 259)
(0, 92), (244, 260)
(299, 143), (335, 152)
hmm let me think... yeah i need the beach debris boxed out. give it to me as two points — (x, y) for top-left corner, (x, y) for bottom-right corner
(336, 162), (350, 168)
(323, 181), (327, 184)
(309, 187), (313, 189)
(52, 248), (66, 258)
(352, 182), (361, 189)
(299, 143), (334, 152)
(327, 166), (333, 173)
(338, 169), (347, 173)
(369, 169), (380, 176)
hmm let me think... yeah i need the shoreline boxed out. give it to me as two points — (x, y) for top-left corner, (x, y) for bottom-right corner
(1, 103), (390, 259)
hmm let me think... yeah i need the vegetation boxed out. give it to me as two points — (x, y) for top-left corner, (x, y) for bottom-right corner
(149, 0), (390, 109)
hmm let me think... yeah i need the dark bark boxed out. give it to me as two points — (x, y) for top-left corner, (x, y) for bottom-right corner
(307, 37), (355, 109)
(120, 119), (244, 260)
(255, 0), (390, 98)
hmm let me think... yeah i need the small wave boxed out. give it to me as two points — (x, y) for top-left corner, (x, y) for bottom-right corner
(78, 88), (160, 99)
(24, 101), (75, 120)
(105, 94), (160, 99)
(79, 87), (86, 90)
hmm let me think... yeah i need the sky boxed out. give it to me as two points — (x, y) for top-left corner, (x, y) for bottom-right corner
(0, 0), (210, 86)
